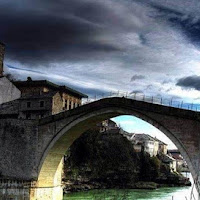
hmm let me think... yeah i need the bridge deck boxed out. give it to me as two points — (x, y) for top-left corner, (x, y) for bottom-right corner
(39, 97), (200, 125)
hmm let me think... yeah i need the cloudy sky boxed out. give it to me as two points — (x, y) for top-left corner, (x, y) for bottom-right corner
(1, 0), (200, 148)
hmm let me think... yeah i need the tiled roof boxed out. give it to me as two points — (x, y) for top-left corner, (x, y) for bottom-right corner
(19, 91), (59, 99)
(131, 133), (167, 145)
(13, 79), (88, 98)
(168, 149), (179, 153)
(154, 137), (167, 145)
(161, 154), (176, 163)
(134, 133), (156, 141)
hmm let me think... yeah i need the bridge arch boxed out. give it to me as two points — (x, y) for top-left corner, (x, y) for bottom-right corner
(35, 97), (200, 200)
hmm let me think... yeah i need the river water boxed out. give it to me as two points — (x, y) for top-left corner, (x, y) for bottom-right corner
(64, 187), (197, 200)
(64, 173), (199, 200)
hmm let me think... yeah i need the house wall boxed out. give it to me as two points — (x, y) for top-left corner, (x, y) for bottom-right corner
(171, 160), (177, 172)
(153, 141), (159, 156)
(0, 77), (21, 105)
(18, 98), (52, 119)
(176, 159), (184, 171)
(62, 93), (81, 110)
(19, 86), (50, 96)
(145, 140), (158, 157)
(52, 93), (63, 115)
(159, 144), (167, 154)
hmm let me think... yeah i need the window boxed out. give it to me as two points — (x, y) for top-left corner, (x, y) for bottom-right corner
(40, 101), (45, 108)
(74, 102), (76, 108)
(27, 102), (31, 108)
(26, 113), (31, 119)
(64, 100), (68, 109)
(39, 113), (44, 119)
(69, 101), (72, 110)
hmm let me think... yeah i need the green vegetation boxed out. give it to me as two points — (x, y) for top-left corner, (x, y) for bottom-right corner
(63, 129), (190, 192)
(64, 129), (140, 187)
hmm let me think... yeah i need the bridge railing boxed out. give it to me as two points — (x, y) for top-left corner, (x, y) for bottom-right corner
(82, 92), (200, 112)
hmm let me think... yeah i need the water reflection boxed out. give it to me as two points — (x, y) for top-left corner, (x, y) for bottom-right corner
(64, 173), (198, 200)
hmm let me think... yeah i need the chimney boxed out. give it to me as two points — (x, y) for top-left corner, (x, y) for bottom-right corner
(0, 42), (5, 77)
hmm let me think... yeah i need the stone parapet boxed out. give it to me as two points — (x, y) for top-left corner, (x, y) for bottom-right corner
(0, 179), (34, 200)
(0, 179), (63, 200)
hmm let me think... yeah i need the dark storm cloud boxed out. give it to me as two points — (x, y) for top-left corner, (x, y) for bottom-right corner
(131, 75), (145, 82)
(176, 75), (200, 90)
(2, 0), (200, 100)
(6, 65), (46, 75)
(52, 80), (109, 97)
(0, 0), (123, 66)
(130, 90), (143, 94)
(145, 84), (153, 90)
(150, 3), (200, 47)
(150, 4), (183, 17)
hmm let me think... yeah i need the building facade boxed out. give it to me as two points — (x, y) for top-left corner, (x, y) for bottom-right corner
(0, 42), (21, 104)
(132, 134), (159, 157)
(168, 149), (187, 171)
(0, 77), (21, 105)
(160, 154), (177, 172)
(154, 138), (168, 155)
(0, 78), (88, 120)
(97, 119), (119, 133)
(122, 133), (168, 157)
(13, 77), (88, 119)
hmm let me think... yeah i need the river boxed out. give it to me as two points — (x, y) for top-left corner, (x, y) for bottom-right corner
(64, 173), (199, 200)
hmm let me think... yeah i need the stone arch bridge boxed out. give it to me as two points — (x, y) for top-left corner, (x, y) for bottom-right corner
(0, 97), (200, 200)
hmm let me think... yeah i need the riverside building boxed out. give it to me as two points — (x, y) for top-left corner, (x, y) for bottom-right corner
(14, 78), (87, 119)
(0, 42), (88, 119)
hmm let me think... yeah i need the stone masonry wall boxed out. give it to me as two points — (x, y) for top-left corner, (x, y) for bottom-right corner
(0, 42), (5, 76)
(1, 97), (200, 199)
(0, 179), (33, 200)
(0, 119), (38, 180)
(0, 77), (21, 105)
(52, 92), (63, 115)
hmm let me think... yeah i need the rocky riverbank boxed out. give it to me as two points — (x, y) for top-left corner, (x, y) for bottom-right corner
(63, 128), (191, 193)
(63, 179), (191, 193)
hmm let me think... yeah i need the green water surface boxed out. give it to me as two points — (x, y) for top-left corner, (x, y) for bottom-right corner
(64, 186), (196, 200)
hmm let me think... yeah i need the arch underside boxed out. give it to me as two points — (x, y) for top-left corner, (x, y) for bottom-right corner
(37, 106), (196, 192)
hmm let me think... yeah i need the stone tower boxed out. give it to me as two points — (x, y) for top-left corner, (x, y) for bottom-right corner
(0, 42), (5, 77)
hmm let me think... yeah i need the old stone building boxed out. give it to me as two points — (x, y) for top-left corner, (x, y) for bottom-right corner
(0, 42), (87, 118)
(160, 154), (177, 172)
(0, 42), (21, 104)
(168, 149), (187, 171)
(132, 134), (159, 157)
(12, 77), (88, 119)
(121, 132), (168, 157)
(156, 139), (168, 155)
(0, 77), (88, 119)
(97, 119), (119, 133)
